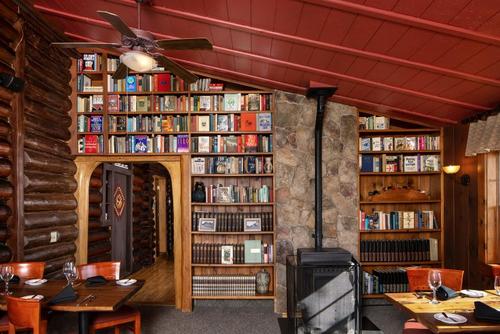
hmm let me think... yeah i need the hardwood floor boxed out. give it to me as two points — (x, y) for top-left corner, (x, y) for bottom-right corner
(129, 254), (175, 306)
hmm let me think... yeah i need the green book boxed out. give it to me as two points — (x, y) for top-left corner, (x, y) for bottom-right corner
(244, 240), (262, 264)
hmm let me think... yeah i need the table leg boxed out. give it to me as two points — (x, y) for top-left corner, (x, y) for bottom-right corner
(78, 312), (89, 334)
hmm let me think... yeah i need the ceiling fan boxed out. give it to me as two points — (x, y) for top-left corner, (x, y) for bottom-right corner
(51, 2), (212, 83)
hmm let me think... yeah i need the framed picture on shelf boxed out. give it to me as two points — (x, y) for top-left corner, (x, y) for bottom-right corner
(198, 218), (216, 232)
(243, 218), (262, 232)
(217, 187), (232, 203)
(221, 245), (234, 264)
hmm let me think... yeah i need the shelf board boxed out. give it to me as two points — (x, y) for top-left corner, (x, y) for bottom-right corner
(362, 294), (385, 299)
(359, 150), (440, 154)
(360, 229), (441, 234)
(190, 90), (274, 95)
(191, 110), (273, 114)
(77, 112), (104, 115)
(77, 132), (102, 135)
(191, 131), (273, 135)
(78, 71), (103, 75)
(192, 294), (274, 300)
(192, 202), (274, 206)
(100, 152), (188, 156)
(108, 111), (188, 115)
(360, 200), (440, 204)
(191, 231), (274, 235)
(192, 174), (274, 177)
(192, 263), (274, 267)
(107, 91), (189, 95)
(359, 128), (440, 134)
(77, 91), (104, 95)
(360, 172), (441, 175)
(361, 261), (441, 266)
(108, 131), (189, 135)
(191, 152), (273, 156)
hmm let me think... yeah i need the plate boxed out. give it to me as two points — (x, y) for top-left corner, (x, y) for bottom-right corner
(460, 289), (485, 298)
(21, 295), (44, 301)
(116, 279), (137, 286)
(434, 313), (467, 324)
(24, 279), (47, 286)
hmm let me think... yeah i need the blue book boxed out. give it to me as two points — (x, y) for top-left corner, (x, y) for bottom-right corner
(360, 155), (374, 172)
(134, 135), (148, 153)
(90, 116), (102, 132)
(126, 75), (137, 92)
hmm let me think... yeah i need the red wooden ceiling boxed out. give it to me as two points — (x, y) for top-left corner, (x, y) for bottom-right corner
(32, 0), (500, 125)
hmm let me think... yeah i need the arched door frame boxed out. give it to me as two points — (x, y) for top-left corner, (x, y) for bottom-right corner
(73, 155), (189, 310)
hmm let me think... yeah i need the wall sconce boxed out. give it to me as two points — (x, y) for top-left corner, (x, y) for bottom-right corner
(443, 165), (461, 174)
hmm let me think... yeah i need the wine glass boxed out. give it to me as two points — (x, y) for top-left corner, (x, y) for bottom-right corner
(495, 275), (500, 295)
(428, 270), (442, 304)
(0, 265), (13, 295)
(63, 261), (78, 286)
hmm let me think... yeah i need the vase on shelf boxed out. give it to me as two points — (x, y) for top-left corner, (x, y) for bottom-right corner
(192, 182), (206, 203)
(255, 269), (270, 294)
(264, 157), (273, 174)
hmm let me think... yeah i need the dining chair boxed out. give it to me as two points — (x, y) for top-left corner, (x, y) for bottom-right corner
(8, 262), (45, 279)
(77, 262), (141, 334)
(403, 268), (464, 334)
(6, 296), (47, 334)
(492, 264), (500, 277)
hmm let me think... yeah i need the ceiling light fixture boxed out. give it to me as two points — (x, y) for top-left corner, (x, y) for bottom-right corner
(119, 50), (157, 72)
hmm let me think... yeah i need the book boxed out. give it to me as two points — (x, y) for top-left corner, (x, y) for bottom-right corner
(374, 116), (389, 129)
(244, 135), (258, 152)
(126, 76), (136, 92)
(404, 156), (418, 172)
(240, 113), (257, 131)
(217, 187), (232, 203)
(84, 135), (98, 153)
(247, 94), (261, 111)
(429, 238), (438, 261)
(157, 73), (171, 92)
(199, 96), (211, 111)
(405, 137), (417, 150)
(191, 158), (206, 174)
(359, 138), (371, 151)
(90, 116), (103, 132)
(371, 137), (382, 151)
(216, 115), (229, 132)
(91, 95), (103, 112)
(134, 135), (148, 153)
(136, 96), (148, 112)
(82, 53), (98, 71)
(198, 136), (210, 153)
(177, 134), (190, 152)
(257, 113), (272, 131)
(198, 115), (210, 132)
(108, 95), (119, 112)
(244, 240), (262, 263)
(394, 137), (406, 150)
(224, 93), (241, 111)
(383, 137), (394, 151)
(221, 245), (234, 264)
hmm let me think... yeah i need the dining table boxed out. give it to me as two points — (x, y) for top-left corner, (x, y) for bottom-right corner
(0, 279), (144, 334)
(385, 290), (500, 333)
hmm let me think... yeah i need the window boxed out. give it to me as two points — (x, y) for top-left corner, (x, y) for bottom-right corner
(485, 152), (499, 264)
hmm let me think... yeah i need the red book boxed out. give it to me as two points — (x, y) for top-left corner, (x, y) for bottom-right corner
(157, 73), (171, 92)
(240, 113), (257, 131)
(84, 135), (98, 153)
(244, 135), (257, 153)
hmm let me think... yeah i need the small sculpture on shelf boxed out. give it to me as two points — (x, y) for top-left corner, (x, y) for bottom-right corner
(192, 182), (206, 203)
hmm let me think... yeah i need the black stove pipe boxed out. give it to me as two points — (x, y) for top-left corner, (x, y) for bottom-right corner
(314, 95), (326, 251)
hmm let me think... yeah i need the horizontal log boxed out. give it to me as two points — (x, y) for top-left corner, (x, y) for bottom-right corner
(24, 210), (77, 230)
(88, 230), (110, 243)
(91, 165), (103, 177)
(24, 193), (77, 212)
(0, 101), (11, 118)
(0, 18), (19, 44)
(24, 65), (72, 96)
(90, 176), (103, 188)
(24, 52), (71, 89)
(0, 179), (13, 199)
(24, 149), (76, 175)
(0, 46), (14, 67)
(88, 254), (111, 264)
(24, 114), (71, 141)
(24, 97), (72, 122)
(88, 220), (104, 230)
(24, 82), (71, 111)
(0, 159), (11, 177)
(0, 139), (11, 158)
(0, 119), (10, 137)
(24, 131), (72, 160)
(0, 227), (8, 242)
(44, 254), (75, 275)
(24, 242), (76, 261)
(133, 177), (145, 187)
(0, 2), (19, 25)
(0, 87), (13, 104)
(0, 205), (11, 222)
(24, 171), (77, 193)
(88, 205), (101, 218)
(89, 189), (102, 204)
(23, 225), (78, 249)
(24, 32), (72, 69)
(0, 244), (11, 263)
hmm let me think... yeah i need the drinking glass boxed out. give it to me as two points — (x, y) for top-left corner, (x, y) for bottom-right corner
(63, 261), (78, 286)
(0, 265), (13, 295)
(495, 275), (500, 295)
(428, 270), (442, 304)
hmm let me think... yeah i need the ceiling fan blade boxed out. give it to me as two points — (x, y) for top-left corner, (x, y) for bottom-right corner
(97, 10), (137, 38)
(154, 54), (198, 84)
(112, 62), (129, 80)
(51, 42), (122, 48)
(155, 38), (213, 50)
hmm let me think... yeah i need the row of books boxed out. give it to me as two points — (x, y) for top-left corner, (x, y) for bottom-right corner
(78, 53), (101, 72)
(191, 156), (272, 175)
(77, 135), (104, 154)
(107, 95), (189, 113)
(190, 94), (272, 112)
(77, 75), (103, 93)
(359, 136), (440, 152)
(189, 78), (223, 91)
(360, 238), (438, 262)
(192, 275), (256, 296)
(360, 210), (438, 230)
(107, 74), (187, 93)
(108, 115), (189, 133)
(363, 269), (408, 294)
(359, 116), (390, 130)
(360, 154), (440, 172)
(191, 113), (271, 132)
(191, 135), (272, 153)
(195, 184), (272, 204)
(77, 95), (103, 113)
(192, 241), (273, 264)
(108, 134), (189, 154)
(191, 211), (273, 232)
(106, 57), (120, 72)
(77, 115), (103, 133)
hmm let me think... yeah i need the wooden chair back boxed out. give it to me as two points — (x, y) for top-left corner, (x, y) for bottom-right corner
(6, 296), (42, 330)
(8, 262), (45, 280)
(492, 264), (500, 277)
(406, 268), (464, 291)
(77, 262), (120, 280)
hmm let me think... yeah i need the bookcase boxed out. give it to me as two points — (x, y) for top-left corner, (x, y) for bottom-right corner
(357, 113), (444, 299)
(72, 52), (276, 302)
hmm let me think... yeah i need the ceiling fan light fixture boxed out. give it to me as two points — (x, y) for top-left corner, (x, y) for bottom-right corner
(120, 50), (157, 72)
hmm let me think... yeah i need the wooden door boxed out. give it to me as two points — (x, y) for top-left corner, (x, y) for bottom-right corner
(103, 163), (133, 276)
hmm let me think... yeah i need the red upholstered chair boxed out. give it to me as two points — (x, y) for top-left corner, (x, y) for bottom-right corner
(9, 262), (45, 280)
(6, 296), (47, 334)
(403, 268), (464, 334)
(492, 264), (500, 277)
(77, 262), (140, 334)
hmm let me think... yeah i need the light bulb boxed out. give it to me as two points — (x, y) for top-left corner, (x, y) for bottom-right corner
(120, 51), (157, 72)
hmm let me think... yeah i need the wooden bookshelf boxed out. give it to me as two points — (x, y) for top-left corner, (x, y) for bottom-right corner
(358, 113), (444, 299)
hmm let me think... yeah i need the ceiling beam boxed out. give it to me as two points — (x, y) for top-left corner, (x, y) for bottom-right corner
(36, 6), (492, 111)
(101, 0), (500, 87)
(304, 0), (500, 46)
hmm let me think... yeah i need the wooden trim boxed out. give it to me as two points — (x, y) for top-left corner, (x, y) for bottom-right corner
(181, 154), (191, 311)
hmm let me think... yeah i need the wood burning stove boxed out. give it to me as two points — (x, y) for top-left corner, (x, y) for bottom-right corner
(286, 83), (361, 333)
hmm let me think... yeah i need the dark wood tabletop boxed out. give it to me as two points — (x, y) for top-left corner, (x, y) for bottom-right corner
(385, 291), (500, 333)
(0, 279), (144, 312)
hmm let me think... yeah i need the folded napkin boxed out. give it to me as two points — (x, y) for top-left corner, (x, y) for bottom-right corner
(48, 284), (77, 305)
(436, 285), (458, 300)
(474, 301), (500, 323)
(85, 275), (107, 287)
(9, 275), (20, 284)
